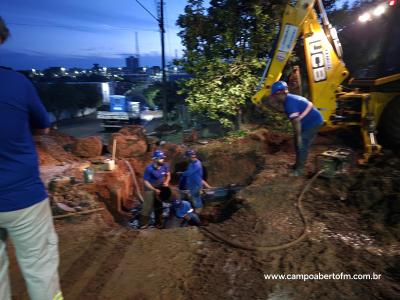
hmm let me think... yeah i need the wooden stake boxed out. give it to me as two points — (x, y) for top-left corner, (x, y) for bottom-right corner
(112, 138), (117, 161)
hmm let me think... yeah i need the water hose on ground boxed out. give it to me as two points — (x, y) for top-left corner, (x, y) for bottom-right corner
(124, 159), (144, 203)
(200, 170), (324, 252)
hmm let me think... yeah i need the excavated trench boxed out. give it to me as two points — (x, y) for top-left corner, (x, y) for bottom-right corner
(124, 148), (265, 229)
(13, 128), (399, 300)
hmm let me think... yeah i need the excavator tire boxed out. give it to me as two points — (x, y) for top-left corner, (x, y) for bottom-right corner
(378, 96), (400, 149)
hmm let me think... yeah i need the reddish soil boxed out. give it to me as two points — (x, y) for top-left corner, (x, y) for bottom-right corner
(8, 128), (400, 300)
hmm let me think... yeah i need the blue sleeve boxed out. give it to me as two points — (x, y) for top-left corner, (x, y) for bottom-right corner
(164, 164), (170, 173)
(183, 161), (201, 177)
(25, 79), (50, 129)
(143, 167), (151, 181)
(285, 98), (301, 120)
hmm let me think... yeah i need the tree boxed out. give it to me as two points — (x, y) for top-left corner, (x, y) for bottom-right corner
(37, 83), (101, 122)
(177, 0), (286, 128)
(75, 85), (102, 116)
(179, 58), (263, 127)
(145, 81), (186, 111)
(37, 84), (72, 122)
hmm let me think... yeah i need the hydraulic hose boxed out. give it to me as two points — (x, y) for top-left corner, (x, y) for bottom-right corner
(200, 170), (324, 252)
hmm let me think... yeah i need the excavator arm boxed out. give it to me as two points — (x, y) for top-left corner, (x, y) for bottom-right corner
(252, 0), (350, 123)
(252, 0), (314, 106)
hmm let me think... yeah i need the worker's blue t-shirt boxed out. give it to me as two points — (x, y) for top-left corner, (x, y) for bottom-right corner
(173, 200), (192, 218)
(143, 163), (169, 190)
(0, 68), (50, 212)
(284, 93), (324, 131)
(182, 159), (203, 191)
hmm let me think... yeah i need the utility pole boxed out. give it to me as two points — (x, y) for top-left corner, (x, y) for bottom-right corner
(159, 0), (168, 122)
(136, 0), (168, 122)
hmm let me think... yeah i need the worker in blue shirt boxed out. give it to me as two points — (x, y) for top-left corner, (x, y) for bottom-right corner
(180, 150), (204, 209)
(0, 17), (62, 300)
(140, 150), (171, 228)
(156, 187), (200, 227)
(269, 81), (324, 176)
(172, 198), (201, 226)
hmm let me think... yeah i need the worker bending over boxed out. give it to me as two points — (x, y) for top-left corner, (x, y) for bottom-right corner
(158, 187), (200, 228)
(140, 150), (171, 228)
(172, 197), (201, 227)
(269, 81), (323, 176)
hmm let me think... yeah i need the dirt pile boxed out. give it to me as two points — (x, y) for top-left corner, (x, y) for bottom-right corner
(183, 129), (199, 144)
(194, 129), (291, 186)
(108, 125), (149, 158)
(72, 136), (103, 158)
(339, 153), (400, 238)
(35, 131), (80, 165)
(154, 123), (182, 134)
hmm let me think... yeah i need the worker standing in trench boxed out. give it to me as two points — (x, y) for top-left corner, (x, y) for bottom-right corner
(140, 150), (171, 229)
(0, 18), (63, 300)
(180, 150), (206, 211)
(268, 81), (324, 176)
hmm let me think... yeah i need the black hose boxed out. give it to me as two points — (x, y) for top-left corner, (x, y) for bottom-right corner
(199, 170), (324, 252)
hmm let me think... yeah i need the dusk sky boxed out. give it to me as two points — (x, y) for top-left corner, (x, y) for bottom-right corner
(0, 0), (189, 70)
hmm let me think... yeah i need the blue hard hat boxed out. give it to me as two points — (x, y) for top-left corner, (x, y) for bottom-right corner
(185, 149), (196, 157)
(270, 81), (288, 95)
(152, 150), (166, 159)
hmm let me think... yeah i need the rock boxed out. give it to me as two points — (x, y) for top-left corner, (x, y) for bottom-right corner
(108, 126), (148, 158)
(73, 136), (103, 158)
(118, 125), (147, 140)
(108, 133), (148, 158)
(248, 128), (269, 142)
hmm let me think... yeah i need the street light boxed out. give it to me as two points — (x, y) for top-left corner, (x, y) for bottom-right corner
(359, 12), (371, 22)
(373, 5), (385, 16)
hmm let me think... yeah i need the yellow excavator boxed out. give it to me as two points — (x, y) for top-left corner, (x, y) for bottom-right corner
(252, 0), (400, 160)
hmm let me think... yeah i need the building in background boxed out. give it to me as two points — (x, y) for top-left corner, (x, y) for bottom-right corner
(125, 56), (139, 73)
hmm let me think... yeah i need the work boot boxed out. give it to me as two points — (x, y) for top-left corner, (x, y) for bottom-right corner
(139, 215), (149, 229)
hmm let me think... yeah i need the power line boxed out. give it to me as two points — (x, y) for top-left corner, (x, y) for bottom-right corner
(135, 0), (159, 21)
(7, 21), (158, 32)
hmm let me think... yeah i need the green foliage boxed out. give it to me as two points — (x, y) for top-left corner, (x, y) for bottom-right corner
(260, 106), (291, 132)
(177, 0), (288, 128)
(179, 57), (264, 128)
(144, 82), (186, 111)
(143, 84), (159, 108)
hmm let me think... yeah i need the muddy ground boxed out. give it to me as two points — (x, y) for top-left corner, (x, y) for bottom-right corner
(8, 128), (400, 300)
